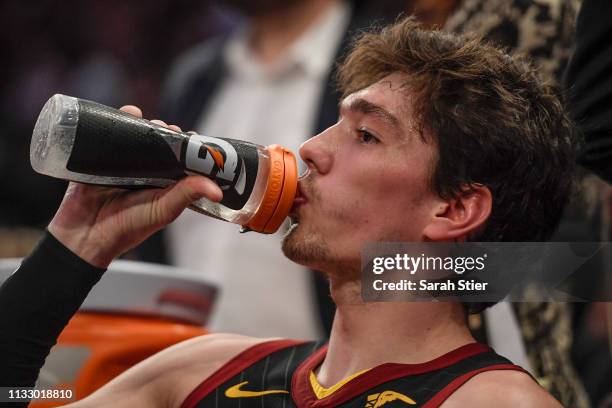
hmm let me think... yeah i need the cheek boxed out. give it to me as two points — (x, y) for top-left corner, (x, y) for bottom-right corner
(357, 165), (433, 235)
(314, 146), (433, 232)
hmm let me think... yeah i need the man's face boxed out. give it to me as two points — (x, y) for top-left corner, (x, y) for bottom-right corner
(282, 73), (442, 277)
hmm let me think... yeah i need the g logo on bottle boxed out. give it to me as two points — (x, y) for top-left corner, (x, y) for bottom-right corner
(184, 134), (246, 195)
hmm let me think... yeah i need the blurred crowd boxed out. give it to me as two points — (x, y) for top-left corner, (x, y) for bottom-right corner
(0, 0), (610, 407)
(0, 0), (238, 228)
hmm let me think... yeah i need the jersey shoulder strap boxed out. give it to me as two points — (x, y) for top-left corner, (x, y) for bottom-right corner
(181, 339), (318, 408)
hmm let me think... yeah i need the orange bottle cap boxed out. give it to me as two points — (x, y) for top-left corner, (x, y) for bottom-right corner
(244, 144), (297, 234)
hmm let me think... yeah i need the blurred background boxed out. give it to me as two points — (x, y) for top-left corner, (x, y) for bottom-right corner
(0, 0), (431, 231)
(0, 0), (234, 230)
(0, 0), (610, 407)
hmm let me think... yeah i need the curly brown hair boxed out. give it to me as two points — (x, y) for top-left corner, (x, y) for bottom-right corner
(338, 16), (577, 242)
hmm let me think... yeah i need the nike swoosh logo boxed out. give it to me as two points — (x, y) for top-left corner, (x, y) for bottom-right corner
(225, 381), (289, 398)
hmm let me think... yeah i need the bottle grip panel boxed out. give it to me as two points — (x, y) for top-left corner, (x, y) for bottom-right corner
(66, 99), (184, 179)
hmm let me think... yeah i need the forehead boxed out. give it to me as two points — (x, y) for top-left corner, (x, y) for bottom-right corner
(341, 73), (438, 174)
(341, 72), (417, 132)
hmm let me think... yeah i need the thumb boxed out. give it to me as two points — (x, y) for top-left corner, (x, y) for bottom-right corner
(156, 176), (223, 223)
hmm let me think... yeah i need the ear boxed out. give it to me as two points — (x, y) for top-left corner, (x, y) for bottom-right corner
(422, 184), (492, 241)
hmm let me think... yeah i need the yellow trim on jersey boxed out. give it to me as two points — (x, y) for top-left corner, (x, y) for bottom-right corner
(309, 368), (371, 399)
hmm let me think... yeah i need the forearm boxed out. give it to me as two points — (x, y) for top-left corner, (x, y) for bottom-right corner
(0, 231), (105, 390)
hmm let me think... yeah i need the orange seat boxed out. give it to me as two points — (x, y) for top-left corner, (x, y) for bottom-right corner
(31, 312), (207, 407)
(0, 258), (217, 407)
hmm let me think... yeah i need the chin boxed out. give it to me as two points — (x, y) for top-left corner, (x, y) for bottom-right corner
(281, 222), (329, 270)
(281, 223), (359, 279)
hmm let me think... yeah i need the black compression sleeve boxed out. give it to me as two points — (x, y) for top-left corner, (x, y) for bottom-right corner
(0, 230), (106, 392)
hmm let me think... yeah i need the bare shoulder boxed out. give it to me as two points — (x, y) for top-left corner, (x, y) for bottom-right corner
(142, 332), (278, 405)
(143, 332), (276, 374)
(440, 369), (562, 408)
(72, 333), (277, 408)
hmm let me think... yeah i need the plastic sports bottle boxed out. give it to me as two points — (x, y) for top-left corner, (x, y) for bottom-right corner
(30, 94), (297, 233)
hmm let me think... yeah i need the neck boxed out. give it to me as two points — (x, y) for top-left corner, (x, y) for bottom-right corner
(249, 0), (337, 64)
(316, 280), (475, 387)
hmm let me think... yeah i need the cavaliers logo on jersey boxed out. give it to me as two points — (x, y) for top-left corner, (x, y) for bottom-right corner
(365, 390), (416, 407)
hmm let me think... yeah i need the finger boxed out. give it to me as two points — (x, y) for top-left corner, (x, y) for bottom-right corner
(120, 105), (143, 118)
(150, 120), (182, 133)
(156, 176), (223, 222)
(151, 119), (169, 128)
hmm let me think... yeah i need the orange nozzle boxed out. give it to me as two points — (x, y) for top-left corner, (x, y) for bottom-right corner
(244, 144), (297, 234)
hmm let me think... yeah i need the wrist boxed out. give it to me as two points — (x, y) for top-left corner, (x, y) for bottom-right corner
(47, 223), (115, 269)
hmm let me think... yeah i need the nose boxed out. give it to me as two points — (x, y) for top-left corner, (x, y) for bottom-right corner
(299, 126), (335, 175)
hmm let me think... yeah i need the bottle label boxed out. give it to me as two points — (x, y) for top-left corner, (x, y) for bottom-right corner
(66, 100), (186, 180)
(63, 99), (259, 211)
(182, 134), (259, 210)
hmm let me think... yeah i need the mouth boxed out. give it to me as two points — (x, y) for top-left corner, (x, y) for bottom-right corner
(290, 181), (308, 217)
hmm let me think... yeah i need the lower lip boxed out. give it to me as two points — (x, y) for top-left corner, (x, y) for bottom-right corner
(291, 197), (307, 211)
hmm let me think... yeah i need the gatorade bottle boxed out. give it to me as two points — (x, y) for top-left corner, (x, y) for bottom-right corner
(30, 94), (297, 234)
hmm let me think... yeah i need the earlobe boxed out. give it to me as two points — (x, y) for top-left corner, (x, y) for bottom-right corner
(422, 185), (492, 241)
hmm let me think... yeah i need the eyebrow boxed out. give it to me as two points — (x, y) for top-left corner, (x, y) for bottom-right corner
(344, 98), (401, 130)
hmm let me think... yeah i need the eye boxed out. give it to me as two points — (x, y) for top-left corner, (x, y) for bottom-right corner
(357, 128), (379, 145)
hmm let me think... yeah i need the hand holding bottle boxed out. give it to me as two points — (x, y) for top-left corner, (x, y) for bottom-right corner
(47, 105), (223, 269)
(32, 94), (297, 236)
